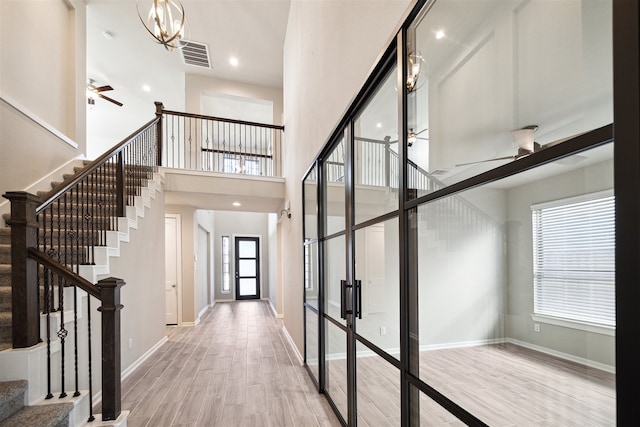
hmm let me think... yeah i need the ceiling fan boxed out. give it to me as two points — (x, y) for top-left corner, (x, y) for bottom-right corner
(456, 125), (540, 167)
(389, 128), (428, 146)
(87, 79), (123, 107)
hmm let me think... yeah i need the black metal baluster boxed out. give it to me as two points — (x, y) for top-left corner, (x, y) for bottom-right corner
(58, 271), (67, 398)
(45, 267), (53, 399)
(73, 284), (80, 397)
(86, 294), (95, 422)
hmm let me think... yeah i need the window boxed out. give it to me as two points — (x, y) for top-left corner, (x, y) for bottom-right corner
(223, 156), (239, 174)
(532, 191), (615, 326)
(222, 236), (230, 293)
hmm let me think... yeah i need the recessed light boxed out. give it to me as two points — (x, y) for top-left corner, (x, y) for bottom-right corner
(232, 202), (241, 207)
(142, 84), (151, 92)
(103, 30), (113, 40)
(229, 56), (239, 67)
(435, 30), (445, 40)
(376, 123), (382, 128)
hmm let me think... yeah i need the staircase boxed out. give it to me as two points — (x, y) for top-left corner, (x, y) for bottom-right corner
(0, 133), (162, 426)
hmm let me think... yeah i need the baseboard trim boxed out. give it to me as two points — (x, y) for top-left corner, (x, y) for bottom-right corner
(121, 336), (168, 381)
(267, 299), (282, 318)
(506, 338), (615, 374)
(281, 325), (304, 366)
(420, 337), (505, 352)
(94, 335), (168, 405)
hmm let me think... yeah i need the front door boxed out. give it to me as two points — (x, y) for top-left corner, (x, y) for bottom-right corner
(235, 237), (260, 300)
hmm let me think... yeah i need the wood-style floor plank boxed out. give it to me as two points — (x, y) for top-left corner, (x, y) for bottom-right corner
(119, 301), (338, 427)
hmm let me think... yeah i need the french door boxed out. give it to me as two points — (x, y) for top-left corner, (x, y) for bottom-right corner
(235, 237), (260, 300)
(303, 59), (403, 426)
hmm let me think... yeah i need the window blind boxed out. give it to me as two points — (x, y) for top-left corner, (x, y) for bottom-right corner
(532, 192), (615, 326)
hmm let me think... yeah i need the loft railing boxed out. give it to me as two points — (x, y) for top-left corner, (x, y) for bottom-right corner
(3, 117), (159, 422)
(155, 102), (284, 177)
(324, 136), (499, 230)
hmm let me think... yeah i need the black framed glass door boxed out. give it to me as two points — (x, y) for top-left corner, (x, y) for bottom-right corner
(235, 236), (260, 300)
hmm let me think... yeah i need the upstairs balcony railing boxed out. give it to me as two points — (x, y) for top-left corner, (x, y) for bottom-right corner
(155, 102), (284, 177)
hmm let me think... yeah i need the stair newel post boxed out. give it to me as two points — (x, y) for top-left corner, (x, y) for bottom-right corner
(2, 191), (41, 348)
(97, 277), (125, 422)
(155, 101), (164, 167)
(116, 151), (126, 218)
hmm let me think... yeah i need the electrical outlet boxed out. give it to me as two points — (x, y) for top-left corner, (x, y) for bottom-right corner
(128, 338), (133, 349)
(534, 323), (541, 333)
(380, 326), (386, 336)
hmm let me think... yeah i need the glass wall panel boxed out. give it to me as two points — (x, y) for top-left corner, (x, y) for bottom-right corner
(325, 235), (346, 326)
(325, 319), (348, 421)
(411, 385), (463, 426)
(356, 341), (401, 426)
(304, 165), (318, 240)
(354, 68), (399, 224)
(354, 217), (399, 358)
(407, 0), (613, 198)
(410, 144), (615, 425)
(325, 138), (346, 235)
(305, 306), (319, 382)
(304, 241), (319, 310)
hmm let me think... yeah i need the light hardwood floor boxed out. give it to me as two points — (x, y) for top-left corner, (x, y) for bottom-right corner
(116, 301), (341, 427)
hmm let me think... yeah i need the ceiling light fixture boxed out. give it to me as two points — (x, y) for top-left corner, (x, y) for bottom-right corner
(435, 30), (445, 40)
(142, 84), (151, 92)
(406, 52), (425, 92)
(137, 0), (187, 51)
(229, 56), (239, 67)
(232, 202), (241, 207)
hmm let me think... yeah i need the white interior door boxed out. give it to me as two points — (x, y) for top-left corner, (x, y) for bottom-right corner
(165, 216), (180, 325)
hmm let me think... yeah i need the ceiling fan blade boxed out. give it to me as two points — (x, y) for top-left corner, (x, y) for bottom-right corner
(455, 155), (517, 167)
(94, 85), (114, 92)
(415, 128), (428, 136)
(98, 93), (123, 107)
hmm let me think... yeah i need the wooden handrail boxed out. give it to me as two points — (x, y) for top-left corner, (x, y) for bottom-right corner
(161, 108), (285, 131)
(201, 147), (273, 159)
(27, 248), (101, 299)
(37, 117), (160, 214)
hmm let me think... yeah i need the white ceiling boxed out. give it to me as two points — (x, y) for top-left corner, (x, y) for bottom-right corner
(85, 0), (290, 144)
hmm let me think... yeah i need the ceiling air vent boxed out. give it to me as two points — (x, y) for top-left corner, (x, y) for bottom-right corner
(180, 40), (211, 68)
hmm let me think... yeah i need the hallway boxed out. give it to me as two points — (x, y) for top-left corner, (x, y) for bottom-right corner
(120, 301), (340, 426)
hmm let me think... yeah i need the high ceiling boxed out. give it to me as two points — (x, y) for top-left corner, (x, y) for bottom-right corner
(85, 0), (290, 147)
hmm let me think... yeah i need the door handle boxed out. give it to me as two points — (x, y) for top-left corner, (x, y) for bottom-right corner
(355, 279), (362, 319)
(172, 284), (176, 288)
(340, 280), (346, 319)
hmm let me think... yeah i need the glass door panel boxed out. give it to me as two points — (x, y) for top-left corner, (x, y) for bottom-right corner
(325, 138), (346, 235)
(304, 166), (318, 240)
(355, 341), (401, 426)
(324, 235), (346, 326)
(325, 318), (348, 423)
(354, 217), (399, 359)
(305, 305), (319, 382)
(354, 68), (399, 225)
(304, 242), (319, 310)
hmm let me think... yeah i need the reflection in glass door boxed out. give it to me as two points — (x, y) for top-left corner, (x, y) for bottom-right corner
(235, 237), (260, 300)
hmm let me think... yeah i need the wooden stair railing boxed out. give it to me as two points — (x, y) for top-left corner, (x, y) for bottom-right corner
(2, 116), (160, 422)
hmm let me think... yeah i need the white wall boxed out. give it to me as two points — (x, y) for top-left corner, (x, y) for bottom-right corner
(105, 187), (167, 371)
(0, 0), (86, 204)
(268, 213), (281, 315)
(282, 0), (412, 353)
(196, 210), (215, 312)
(506, 158), (615, 367)
(185, 74), (283, 126)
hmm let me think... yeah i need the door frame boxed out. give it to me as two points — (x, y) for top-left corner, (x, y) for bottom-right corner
(165, 214), (183, 325)
(233, 234), (262, 300)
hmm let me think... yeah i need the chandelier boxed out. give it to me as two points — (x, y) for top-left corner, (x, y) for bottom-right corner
(137, 0), (187, 51)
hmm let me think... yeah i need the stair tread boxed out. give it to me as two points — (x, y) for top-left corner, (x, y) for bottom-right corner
(0, 380), (27, 403)
(0, 402), (74, 427)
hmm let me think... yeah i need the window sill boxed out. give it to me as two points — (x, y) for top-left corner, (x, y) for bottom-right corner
(530, 314), (615, 336)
